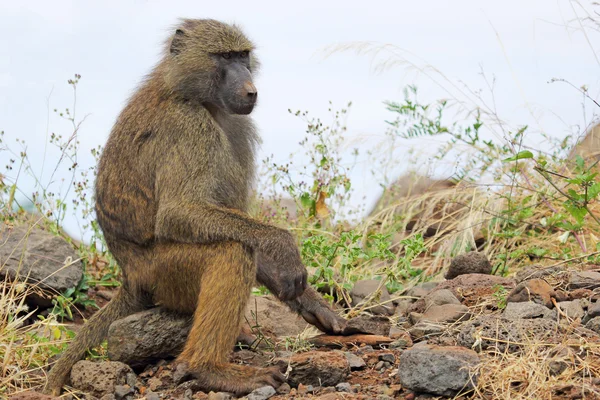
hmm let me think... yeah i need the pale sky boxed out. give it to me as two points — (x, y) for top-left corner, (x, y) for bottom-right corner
(1, 1), (600, 238)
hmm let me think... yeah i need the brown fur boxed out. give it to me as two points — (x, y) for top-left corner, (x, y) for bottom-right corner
(44, 19), (335, 395)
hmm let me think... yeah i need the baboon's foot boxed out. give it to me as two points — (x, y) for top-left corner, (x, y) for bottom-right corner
(187, 362), (285, 395)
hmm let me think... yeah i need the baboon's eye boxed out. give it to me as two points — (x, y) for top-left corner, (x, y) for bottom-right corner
(240, 51), (249, 58)
(222, 52), (232, 59)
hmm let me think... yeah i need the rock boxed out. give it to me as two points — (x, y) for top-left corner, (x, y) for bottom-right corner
(457, 315), (558, 353)
(341, 315), (391, 336)
(100, 395), (116, 400)
(282, 350), (350, 387)
(556, 300), (585, 319)
(247, 386), (276, 400)
(145, 392), (160, 400)
(70, 360), (134, 398)
(7, 392), (55, 400)
(344, 352), (366, 370)
(568, 271), (600, 290)
(515, 265), (566, 282)
(310, 334), (393, 348)
(503, 301), (555, 319)
(207, 392), (232, 400)
(586, 316), (600, 333)
(433, 274), (515, 301)
(395, 298), (413, 316)
(0, 224), (83, 307)
(379, 353), (395, 363)
(406, 282), (440, 298)
(421, 304), (471, 323)
(424, 289), (460, 309)
(408, 321), (444, 340)
(588, 301), (600, 318)
(399, 345), (479, 397)
(244, 295), (312, 337)
(445, 252), (492, 279)
(108, 307), (191, 367)
(335, 382), (353, 392)
(350, 279), (395, 315)
(506, 279), (554, 308)
(113, 384), (134, 400)
(276, 383), (291, 394)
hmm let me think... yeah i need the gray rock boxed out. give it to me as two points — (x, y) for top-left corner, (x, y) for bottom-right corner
(585, 316), (600, 334)
(113, 384), (134, 400)
(568, 271), (600, 290)
(342, 315), (391, 336)
(100, 395), (116, 400)
(399, 345), (479, 397)
(207, 392), (232, 400)
(335, 382), (352, 392)
(350, 279), (395, 315)
(424, 289), (460, 309)
(344, 352), (366, 370)
(276, 383), (291, 394)
(282, 350), (349, 387)
(556, 300), (585, 319)
(515, 265), (565, 282)
(375, 361), (385, 370)
(70, 360), (134, 398)
(458, 315), (558, 353)
(146, 393), (160, 400)
(588, 301), (600, 319)
(379, 353), (395, 363)
(503, 301), (555, 320)
(247, 386), (276, 400)
(395, 298), (413, 316)
(108, 308), (191, 367)
(409, 321), (444, 340)
(0, 224), (83, 307)
(445, 252), (492, 279)
(421, 304), (471, 323)
(406, 282), (440, 298)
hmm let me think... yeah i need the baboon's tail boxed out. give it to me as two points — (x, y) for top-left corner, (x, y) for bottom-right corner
(44, 286), (144, 395)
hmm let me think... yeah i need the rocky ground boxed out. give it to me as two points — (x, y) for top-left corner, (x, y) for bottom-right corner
(4, 225), (600, 399)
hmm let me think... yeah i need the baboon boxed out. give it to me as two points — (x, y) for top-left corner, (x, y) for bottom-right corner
(45, 19), (345, 396)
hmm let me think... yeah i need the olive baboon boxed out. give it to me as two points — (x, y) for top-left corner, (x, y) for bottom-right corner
(45, 19), (345, 396)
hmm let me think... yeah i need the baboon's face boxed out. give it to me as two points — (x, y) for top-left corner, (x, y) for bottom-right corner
(212, 51), (257, 115)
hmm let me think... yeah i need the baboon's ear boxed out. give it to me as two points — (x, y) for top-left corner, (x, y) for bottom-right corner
(170, 29), (186, 55)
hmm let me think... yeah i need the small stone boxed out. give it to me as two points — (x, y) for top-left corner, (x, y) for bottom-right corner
(569, 271), (600, 290)
(146, 392), (160, 400)
(421, 304), (471, 323)
(173, 363), (190, 384)
(350, 279), (395, 315)
(390, 337), (411, 349)
(445, 252), (492, 279)
(297, 384), (313, 395)
(70, 361), (134, 398)
(126, 372), (137, 388)
(247, 385), (276, 400)
(283, 350), (350, 387)
(375, 361), (385, 370)
(335, 382), (352, 392)
(379, 353), (395, 363)
(147, 377), (163, 391)
(506, 279), (554, 308)
(113, 384), (133, 400)
(207, 392), (231, 400)
(319, 386), (336, 394)
(408, 321), (444, 340)
(344, 352), (366, 370)
(589, 301), (600, 318)
(342, 315), (391, 336)
(406, 282), (440, 298)
(399, 345), (479, 397)
(557, 300), (585, 319)
(424, 289), (460, 309)
(100, 395), (116, 400)
(310, 334), (393, 348)
(395, 298), (413, 316)
(503, 301), (555, 319)
(515, 265), (565, 282)
(276, 383), (291, 394)
(585, 316), (600, 334)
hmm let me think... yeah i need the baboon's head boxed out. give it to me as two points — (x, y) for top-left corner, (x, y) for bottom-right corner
(165, 19), (259, 115)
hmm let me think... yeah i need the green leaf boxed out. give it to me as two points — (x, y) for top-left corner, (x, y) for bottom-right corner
(503, 150), (533, 162)
(564, 201), (587, 224)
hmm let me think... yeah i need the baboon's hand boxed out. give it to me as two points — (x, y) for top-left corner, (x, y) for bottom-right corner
(257, 232), (307, 301)
(295, 291), (346, 334)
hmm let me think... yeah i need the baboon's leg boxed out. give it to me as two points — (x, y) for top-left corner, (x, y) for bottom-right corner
(151, 242), (285, 394)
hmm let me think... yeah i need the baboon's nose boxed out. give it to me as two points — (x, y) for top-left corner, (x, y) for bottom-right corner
(244, 81), (257, 100)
